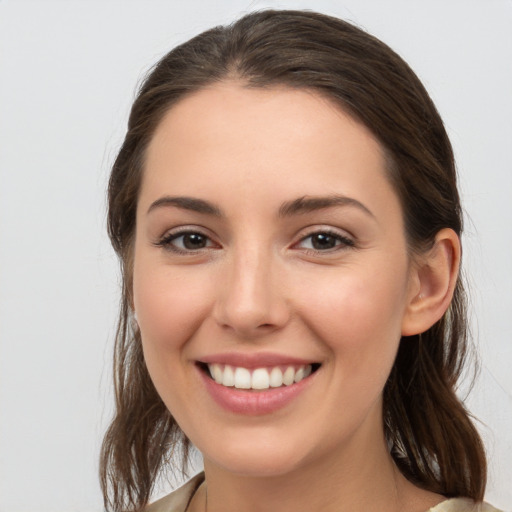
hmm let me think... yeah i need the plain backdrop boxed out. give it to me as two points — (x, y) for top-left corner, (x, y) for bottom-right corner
(0, 1), (511, 511)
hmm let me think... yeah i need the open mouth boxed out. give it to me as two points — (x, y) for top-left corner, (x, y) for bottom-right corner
(197, 362), (321, 391)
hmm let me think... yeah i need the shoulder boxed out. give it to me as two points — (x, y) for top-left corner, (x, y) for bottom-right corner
(145, 472), (205, 512)
(428, 498), (504, 512)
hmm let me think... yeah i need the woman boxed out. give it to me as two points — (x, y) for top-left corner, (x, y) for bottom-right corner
(100, 10), (502, 512)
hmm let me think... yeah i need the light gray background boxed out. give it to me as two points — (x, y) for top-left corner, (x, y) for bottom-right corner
(0, 1), (511, 510)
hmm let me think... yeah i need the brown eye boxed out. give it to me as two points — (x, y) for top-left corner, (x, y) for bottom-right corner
(297, 231), (355, 252)
(179, 233), (209, 250)
(310, 233), (338, 250)
(157, 230), (217, 253)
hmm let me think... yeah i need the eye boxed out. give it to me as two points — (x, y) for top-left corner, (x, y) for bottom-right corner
(296, 231), (354, 251)
(155, 230), (218, 253)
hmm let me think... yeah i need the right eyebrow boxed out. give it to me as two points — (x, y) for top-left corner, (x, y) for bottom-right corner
(147, 196), (223, 217)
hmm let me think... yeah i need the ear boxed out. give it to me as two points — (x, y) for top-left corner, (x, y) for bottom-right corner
(401, 228), (461, 336)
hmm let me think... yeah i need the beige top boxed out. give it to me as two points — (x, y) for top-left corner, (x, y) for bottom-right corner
(146, 472), (503, 512)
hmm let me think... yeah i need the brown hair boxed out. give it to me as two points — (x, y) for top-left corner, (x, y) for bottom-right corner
(101, 9), (486, 511)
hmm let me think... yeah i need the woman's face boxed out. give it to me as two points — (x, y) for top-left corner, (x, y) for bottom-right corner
(133, 83), (419, 477)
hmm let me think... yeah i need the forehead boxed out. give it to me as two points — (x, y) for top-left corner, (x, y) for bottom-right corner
(147, 81), (382, 163)
(140, 82), (400, 221)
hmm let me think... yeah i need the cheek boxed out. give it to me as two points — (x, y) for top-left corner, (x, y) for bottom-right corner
(294, 265), (408, 372)
(132, 260), (215, 416)
(132, 258), (213, 358)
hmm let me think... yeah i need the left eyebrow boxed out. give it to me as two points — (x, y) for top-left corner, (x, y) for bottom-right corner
(278, 195), (375, 219)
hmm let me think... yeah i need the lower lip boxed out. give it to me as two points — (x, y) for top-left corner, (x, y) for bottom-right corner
(197, 366), (316, 416)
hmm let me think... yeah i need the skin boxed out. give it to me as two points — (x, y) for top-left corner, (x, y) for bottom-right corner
(133, 82), (459, 512)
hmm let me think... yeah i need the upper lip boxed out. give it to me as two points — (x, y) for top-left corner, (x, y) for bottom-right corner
(197, 352), (318, 369)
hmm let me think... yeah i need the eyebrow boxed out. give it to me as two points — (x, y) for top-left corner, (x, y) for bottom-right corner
(147, 196), (223, 216)
(147, 194), (374, 219)
(278, 195), (375, 218)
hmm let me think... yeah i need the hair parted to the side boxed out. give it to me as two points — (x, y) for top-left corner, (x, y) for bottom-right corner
(101, 9), (486, 512)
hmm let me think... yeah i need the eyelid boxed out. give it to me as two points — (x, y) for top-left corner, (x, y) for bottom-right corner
(152, 224), (355, 254)
(153, 225), (221, 253)
(292, 226), (356, 252)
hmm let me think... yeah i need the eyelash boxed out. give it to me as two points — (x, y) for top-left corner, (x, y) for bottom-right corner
(295, 229), (355, 253)
(154, 229), (218, 254)
(154, 228), (355, 255)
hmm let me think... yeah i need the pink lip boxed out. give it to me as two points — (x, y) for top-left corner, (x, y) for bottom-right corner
(196, 363), (318, 416)
(198, 351), (316, 369)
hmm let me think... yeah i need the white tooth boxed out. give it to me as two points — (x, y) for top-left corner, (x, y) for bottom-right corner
(252, 368), (270, 390)
(234, 367), (251, 389)
(269, 367), (283, 387)
(303, 364), (312, 378)
(222, 365), (235, 387)
(211, 364), (223, 384)
(283, 366), (295, 386)
(294, 366), (305, 383)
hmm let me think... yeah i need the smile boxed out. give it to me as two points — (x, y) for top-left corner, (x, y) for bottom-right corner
(206, 364), (314, 390)
(196, 358), (321, 415)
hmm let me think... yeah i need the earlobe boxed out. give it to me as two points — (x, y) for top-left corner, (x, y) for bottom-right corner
(401, 228), (461, 336)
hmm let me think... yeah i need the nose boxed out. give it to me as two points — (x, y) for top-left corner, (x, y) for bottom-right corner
(212, 247), (290, 338)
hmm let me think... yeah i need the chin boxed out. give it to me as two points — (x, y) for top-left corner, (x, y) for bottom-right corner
(201, 435), (312, 478)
